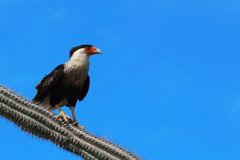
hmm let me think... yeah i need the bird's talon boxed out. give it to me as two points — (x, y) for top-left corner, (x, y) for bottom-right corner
(56, 115), (62, 120)
(56, 114), (71, 123)
(72, 121), (84, 130)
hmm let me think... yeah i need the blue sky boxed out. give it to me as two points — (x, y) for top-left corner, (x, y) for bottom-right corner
(0, 0), (240, 159)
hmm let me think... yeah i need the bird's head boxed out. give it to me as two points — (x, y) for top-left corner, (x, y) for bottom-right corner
(69, 44), (102, 58)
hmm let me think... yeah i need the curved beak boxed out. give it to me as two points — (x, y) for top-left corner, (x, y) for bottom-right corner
(89, 46), (102, 55)
(95, 48), (102, 54)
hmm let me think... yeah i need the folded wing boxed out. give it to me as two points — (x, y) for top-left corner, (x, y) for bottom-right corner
(33, 64), (65, 102)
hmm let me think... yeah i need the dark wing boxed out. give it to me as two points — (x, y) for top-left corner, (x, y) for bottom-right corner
(33, 64), (65, 102)
(78, 75), (90, 101)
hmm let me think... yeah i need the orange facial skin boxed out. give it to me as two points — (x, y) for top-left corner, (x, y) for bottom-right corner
(88, 46), (97, 54)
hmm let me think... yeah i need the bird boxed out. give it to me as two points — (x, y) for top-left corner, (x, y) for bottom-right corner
(33, 44), (101, 129)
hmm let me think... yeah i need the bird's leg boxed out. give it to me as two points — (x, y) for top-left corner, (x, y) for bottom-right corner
(71, 107), (77, 123)
(71, 107), (84, 129)
(56, 107), (69, 122)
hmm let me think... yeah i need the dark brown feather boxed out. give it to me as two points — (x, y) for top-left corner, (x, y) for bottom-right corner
(78, 75), (90, 101)
(33, 64), (65, 102)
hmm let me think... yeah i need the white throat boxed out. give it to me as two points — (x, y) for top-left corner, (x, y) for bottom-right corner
(65, 50), (90, 71)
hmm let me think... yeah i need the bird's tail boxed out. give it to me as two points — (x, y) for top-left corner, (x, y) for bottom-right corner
(32, 93), (40, 102)
(32, 93), (45, 106)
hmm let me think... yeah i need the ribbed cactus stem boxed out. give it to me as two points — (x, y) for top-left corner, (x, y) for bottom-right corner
(0, 85), (140, 160)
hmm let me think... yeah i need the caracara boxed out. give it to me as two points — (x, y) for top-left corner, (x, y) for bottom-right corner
(33, 44), (101, 129)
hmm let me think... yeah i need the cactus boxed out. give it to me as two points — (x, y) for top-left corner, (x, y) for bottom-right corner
(0, 85), (140, 160)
